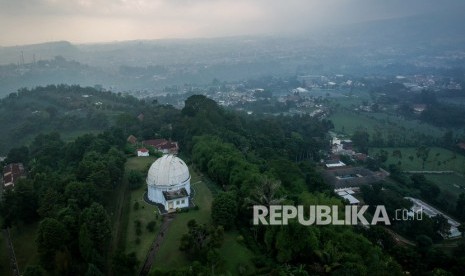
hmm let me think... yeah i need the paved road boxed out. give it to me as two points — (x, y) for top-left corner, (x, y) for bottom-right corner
(404, 171), (454, 174)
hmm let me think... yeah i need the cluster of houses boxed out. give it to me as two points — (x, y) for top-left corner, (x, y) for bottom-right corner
(325, 132), (387, 205)
(2, 163), (25, 189)
(127, 135), (179, 157)
(325, 133), (367, 169)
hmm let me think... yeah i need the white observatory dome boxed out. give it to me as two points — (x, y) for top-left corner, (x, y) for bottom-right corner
(147, 155), (190, 187)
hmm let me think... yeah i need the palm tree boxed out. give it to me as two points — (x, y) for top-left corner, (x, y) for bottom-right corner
(245, 176), (285, 242)
(245, 176), (285, 207)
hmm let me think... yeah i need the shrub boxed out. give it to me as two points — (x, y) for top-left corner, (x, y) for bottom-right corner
(146, 221), (156, 232)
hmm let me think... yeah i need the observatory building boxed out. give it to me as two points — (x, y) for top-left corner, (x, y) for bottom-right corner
(146, 155), (191, 212)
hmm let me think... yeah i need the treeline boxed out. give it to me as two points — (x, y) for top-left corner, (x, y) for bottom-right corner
(172, 95), (332, 162)
(0, 129), (138, 275)
(421, 103), (465, 127)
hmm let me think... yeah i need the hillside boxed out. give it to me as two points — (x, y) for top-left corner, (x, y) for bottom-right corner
(0, 85), (143, 155)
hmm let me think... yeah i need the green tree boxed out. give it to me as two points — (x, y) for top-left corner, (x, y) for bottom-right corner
(0, 189), (17, 228)
(85, 263), (104, 276)
(456, 193), (465, 220)
(37, 218), (69, 270)
(245, 176), (285, 207)
(182, 95), (220, 117)
(416, 145), (430, 170)
(128, 170), (143, 190)
(38, 188), (63, 218)
(416, 235), (433, 254)
(112, 251), (139, 275)
(80, 203), (111, 254)
(211, 192), (238, 230)
(23, 265), (46, 276)
(352, 130), (370, 154)
(6, 146), (29, 164)
(64, 181), (98, 209)
(432, 214), (451, 238)
(179, 219), (224, 262)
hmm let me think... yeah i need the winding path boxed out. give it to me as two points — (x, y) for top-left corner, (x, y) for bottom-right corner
(139, 213), (176, 276)
(2, 228), (19, 276)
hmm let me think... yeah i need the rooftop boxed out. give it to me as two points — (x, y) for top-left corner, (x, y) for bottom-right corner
(163, 188), (189, 201)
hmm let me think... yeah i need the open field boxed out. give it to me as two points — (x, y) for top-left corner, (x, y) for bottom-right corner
(218, 231), (255, 273)
(125, 185), (163, 264)
(329, 111), (380, 134)
(152, 177), (213, 270)
(120, 156), (161, 265)
(424, 174), (465, 202)
(370, 147), (465, 202)
(370, 147), (465, 173)
(329, 109), (445, 142)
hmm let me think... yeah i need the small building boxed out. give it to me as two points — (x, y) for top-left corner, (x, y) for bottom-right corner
(335, 188), (360, 205)
(342, 194), (360, 205)
(325, 160), (346, 169)
(143, 139), (179, 155)
(157, 141), (179, 154)
(137, 148), (149, 157)
(146, 155), (191, 212)
(412, 104), (427, 114)
(3, 163), (25, 189)
(405, 197), (462, 238)
(354, 153), (367, 162)
(127, 135), (138, 144)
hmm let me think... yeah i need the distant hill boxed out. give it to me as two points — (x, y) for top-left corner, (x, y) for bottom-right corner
(0, 7), (464, 95)
(0, 85), (143, 155)
(0, 41), (78, 65)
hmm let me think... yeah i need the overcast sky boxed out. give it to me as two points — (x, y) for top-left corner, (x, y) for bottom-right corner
(0, 0), (462, 46)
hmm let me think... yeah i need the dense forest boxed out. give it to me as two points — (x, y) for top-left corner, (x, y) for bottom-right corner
(1, 86), (465, 275)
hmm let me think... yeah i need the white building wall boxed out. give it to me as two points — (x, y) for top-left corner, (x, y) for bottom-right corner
(147, 175), (191, 208)
(164, 197), (189, 210)
(137, 151), (149, 157)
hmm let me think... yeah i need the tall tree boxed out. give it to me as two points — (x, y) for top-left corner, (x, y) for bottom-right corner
(352, 130), (370, 154)
(36, 218), (69, 270)
(211, 192), (238, 230)
(245, 176), (285, 207)
(80, 203), (111, 255)
(416, 146), (430, 170)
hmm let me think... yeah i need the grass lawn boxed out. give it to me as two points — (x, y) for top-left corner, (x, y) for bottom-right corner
(370, 147), (465, 202)
(152, 177), (213, 270)
(121, 156), (162, 266)
(125, 186), (163, 264)
(329, 109), (444, 143)
(152, 170), (255, 274)
(9, 222), (39, 273)
(329, 111), (379, 134)
(424, 174), (465, 203)
(370, 147), (465, 173)
(218, 231), (255, 273)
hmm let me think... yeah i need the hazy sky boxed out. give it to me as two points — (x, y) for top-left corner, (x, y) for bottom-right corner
(0, 0), (462, 46)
